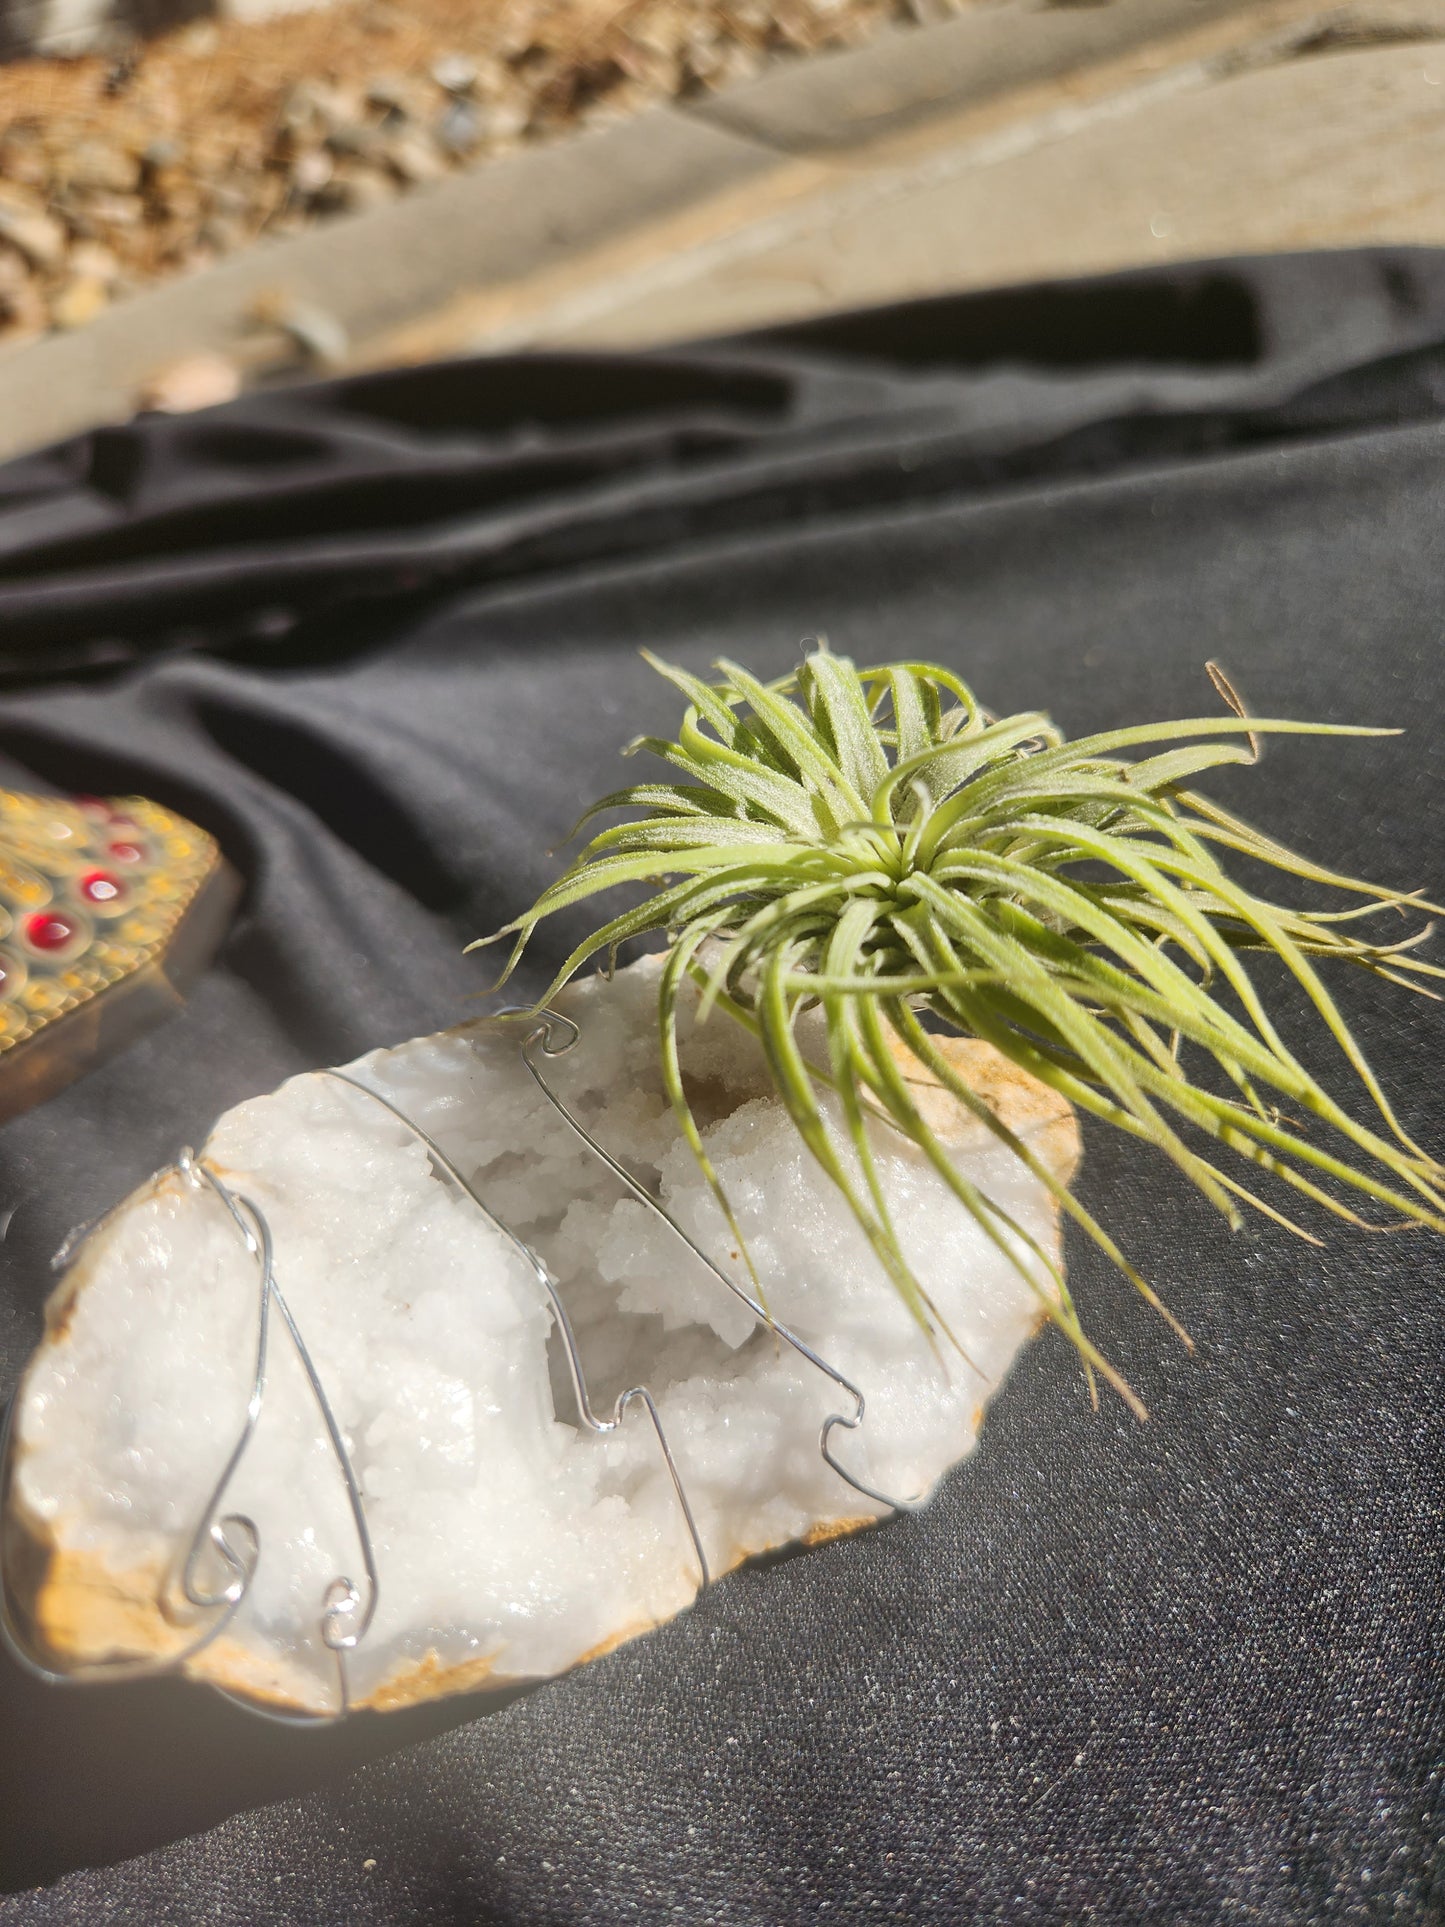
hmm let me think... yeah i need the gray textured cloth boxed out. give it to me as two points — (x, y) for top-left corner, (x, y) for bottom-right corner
(0, 249), (1441, 1923)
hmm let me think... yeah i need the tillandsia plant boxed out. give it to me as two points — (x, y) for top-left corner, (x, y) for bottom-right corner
(478, 646), (1445, 1415)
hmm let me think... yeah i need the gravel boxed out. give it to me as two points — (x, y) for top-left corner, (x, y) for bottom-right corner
(0, 0), (970, 350)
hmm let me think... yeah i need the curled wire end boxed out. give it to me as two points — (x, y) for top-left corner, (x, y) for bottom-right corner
(184, 1513), (259, 1612)
(0, 1385), (263, 1691)
(322, 1576), (366, 1652)
(492, 1003), (580, 1058)
(821, 1404), (925, 1514)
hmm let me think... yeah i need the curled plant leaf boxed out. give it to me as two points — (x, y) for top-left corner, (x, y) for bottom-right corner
(475, 645), (1444, 1410)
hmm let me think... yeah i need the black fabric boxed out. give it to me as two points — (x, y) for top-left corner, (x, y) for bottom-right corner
(1, 248), (1442, 1924)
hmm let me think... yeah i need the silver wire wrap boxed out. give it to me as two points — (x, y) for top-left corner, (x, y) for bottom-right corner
(176, 1151), (379, 1724)
(1, 1000), (913, 1720)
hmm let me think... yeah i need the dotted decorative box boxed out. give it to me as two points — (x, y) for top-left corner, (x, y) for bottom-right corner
(0, 791), (238, 1123)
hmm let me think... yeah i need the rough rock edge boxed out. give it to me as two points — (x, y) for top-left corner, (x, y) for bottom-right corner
(5, 1023), (1080, 1716)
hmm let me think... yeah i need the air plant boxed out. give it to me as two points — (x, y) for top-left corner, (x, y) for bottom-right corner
(480, 646), (1444, 1415)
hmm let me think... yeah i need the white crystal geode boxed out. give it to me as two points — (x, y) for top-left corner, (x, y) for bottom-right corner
(3, 955), (1079, 1716)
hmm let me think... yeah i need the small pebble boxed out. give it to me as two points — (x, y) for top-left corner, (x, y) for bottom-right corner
(366, 73), (422, 118)
(383, 131), (447, 185)
(199, 214), (249, 254)
(290, 150), (334, 198)
(50, 275), (109, 330)
(0, 245), (46, 334)
(481, 98), (531, 144)
(434, 100), (482, 158)
(280, 79), (355, 137)
(0, 137), (50, 193)
(141, 137), (183, 173)
(314, 165), (394, 215)
(0, 201), (66, 271)
(250, 289), (349, 367)
(326, 121), (385, 161)
(68, 241), (121, 285)
(139, 351), (242, 414)
(210, 180), (255, 218)
(65, 138), (141, 195)
(76, 190), (145, 229)
(431, 54), (478, 94)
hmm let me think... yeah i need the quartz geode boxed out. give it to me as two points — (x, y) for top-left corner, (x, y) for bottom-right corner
(4, 956), (1078, 1716)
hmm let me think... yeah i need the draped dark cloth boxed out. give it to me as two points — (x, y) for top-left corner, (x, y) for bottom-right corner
(0, 249), (1441, 1923)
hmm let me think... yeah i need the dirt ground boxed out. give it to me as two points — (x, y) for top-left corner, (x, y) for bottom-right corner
(0, 0), (954, 347)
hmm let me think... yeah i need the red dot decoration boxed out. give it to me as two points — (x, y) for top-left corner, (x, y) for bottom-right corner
(25, 912), (77, 953)
(73, 796), (138, 829)
(107, 840), (146, 865)
(79, 870), (125, 905)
